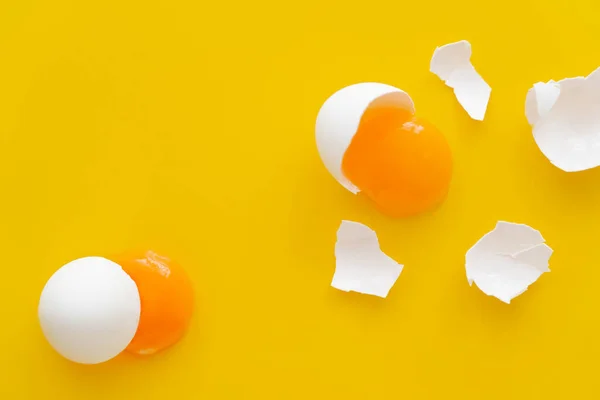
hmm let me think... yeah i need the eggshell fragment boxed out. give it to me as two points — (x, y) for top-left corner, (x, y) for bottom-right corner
(315, 83), (415, 193)
(331, 220), (403, 298)
(38, 257), (141, 364)
(430, 40), (491, 121)
(466, 221), (552, 304)
(526, 67), (600, 172)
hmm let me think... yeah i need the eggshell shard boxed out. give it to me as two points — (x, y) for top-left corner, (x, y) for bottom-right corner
(38, 257), (141, 364)
(466, 221), (552, 304)
(331, 220), (403, 298)
(315, 82), (415, 193)
(430, 40), (491, 121)
(526, 67), (600, 172)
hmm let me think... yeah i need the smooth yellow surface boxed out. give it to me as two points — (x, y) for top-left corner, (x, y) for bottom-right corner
(1, 0), (600, 398)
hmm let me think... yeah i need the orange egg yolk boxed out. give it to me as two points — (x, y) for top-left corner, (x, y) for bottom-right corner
(116, 250), (194, 355)
(341, 104), (452, 217)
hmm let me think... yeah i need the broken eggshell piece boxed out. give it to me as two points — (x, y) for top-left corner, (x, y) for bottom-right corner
(526, 67), (600, 172)
(430, 40), (491, 121)
(466, 221), (552, 304)
(331, 220), (403, 298)
(315, 82), (415, 193)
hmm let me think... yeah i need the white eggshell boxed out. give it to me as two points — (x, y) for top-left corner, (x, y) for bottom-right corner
(466, 221), (552, 304)
(526, 67), (600, 172)
(315, 83), (415, 193)
(38, 257), (141, 364)
(332, 220), (403, 298)
(430, 40), (491, 121)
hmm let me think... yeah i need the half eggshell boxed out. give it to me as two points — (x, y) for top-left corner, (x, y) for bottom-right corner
(526, 67), (600, 172)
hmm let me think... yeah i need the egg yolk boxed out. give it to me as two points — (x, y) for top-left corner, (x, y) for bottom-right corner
(341, 104), (452, 217)
(116, 250), (194, 355)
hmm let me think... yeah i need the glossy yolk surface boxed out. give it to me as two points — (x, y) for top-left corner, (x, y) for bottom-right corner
(116, 250), (194, 355)
(341, 104), (453, 217)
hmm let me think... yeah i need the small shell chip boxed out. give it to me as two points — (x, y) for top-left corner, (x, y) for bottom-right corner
(331, 220), (403, 298)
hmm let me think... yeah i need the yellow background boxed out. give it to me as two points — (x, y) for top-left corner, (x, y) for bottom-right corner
(1, 0), (599, 398)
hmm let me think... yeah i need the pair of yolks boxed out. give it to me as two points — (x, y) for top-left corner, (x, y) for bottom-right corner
(66, 106), (447, 356)
(341, 104), (453, 217)
(115, 250), (194, 356)
(97, 110), (449, 356)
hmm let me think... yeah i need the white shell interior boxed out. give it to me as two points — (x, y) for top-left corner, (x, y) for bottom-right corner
(466, 221), (552, 304)
(526, 67), (600, 172)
